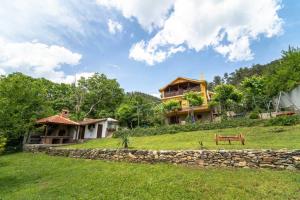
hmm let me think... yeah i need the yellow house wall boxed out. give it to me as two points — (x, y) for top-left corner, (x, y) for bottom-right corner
(161, 81), (208, 109)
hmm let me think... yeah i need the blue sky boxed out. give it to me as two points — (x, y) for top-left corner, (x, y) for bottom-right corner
(0, 0), (299, 97)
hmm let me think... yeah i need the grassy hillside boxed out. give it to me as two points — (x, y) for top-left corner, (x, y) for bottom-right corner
(67, 125), (300, 150)
(0, 153), (299, 200)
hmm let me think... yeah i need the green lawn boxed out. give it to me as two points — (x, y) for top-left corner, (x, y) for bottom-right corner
(0, 153), (299, 200)
(67, 125), (300, 150)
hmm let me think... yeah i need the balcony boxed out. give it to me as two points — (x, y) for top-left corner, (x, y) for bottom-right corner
(163, 86), (200, 98)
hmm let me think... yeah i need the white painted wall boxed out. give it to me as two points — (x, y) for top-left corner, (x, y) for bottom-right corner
(83, 121), (107, 139)
(83, 123), (98, 139)
(83, 119), (119, 139)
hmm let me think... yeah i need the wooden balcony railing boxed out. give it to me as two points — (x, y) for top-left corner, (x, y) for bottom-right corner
(163, 87), (200, 98)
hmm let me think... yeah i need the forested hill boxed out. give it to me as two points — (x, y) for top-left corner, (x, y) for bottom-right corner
(126, 91), (161, 103)
(209, 47), (300, 98)
(209, 59), (280, 89)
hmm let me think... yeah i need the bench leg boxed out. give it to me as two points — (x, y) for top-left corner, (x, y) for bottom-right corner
(229, 140), (231, 145)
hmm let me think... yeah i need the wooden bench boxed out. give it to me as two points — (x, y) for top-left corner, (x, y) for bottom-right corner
(215, 134), (245, 145)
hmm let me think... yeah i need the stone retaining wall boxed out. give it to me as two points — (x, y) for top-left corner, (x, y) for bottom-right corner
(24, 144), (300, 170)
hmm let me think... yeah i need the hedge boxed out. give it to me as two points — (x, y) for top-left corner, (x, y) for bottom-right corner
(114, 115), (300, 138)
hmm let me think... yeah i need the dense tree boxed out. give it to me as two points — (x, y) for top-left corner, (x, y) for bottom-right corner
(0, 135), (6, 153)
(264, 47), (300, 97)
(76, 73), (124, 119)
(183, 91), (203, 122)
(241, 76), (269, 111)
(116, 103), (137, 128)
(116, 92), (161, 128)
(210, 84), (242, 115)
(208, 75), (222, 90)
(0, 73), (53, 149)
(162, 100), (181, 123)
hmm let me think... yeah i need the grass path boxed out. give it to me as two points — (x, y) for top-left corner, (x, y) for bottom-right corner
(66, 125), (300, 150)
(0, 153), (299, 200)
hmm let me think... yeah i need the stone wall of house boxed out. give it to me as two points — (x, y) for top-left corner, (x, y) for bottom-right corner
(23, 145), (300, 170)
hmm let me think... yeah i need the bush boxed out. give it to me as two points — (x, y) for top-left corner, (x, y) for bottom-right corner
(249, 111), (260, 119)
(114, 118), (266, 138)
(114, 115), (300, 138)
(267, 115), (300, 126)
(0, 135), (7, 154)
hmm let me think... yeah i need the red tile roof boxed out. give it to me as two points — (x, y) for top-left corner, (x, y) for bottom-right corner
(36, 115), (79, 125)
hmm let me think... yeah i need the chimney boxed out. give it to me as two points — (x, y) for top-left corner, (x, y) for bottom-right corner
(61, 109), (70, 118)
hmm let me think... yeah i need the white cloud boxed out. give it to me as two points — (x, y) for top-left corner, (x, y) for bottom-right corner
(0, 68), (5, 75)
(64, 72), (95, 84)
(0, 0), (102, 83)
(0, 0), (98, 42)
(97, 0), (174, 32)
(107, 19), (123, 34)
(99, 0), (283, 64)
(0, 38), (82, 83)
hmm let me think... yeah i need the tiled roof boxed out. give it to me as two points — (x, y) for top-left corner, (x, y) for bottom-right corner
(36, 115), (79, 125)
(159, 77), (205, 92)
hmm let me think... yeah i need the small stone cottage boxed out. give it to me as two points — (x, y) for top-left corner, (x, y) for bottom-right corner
(34, 110), (118, 144)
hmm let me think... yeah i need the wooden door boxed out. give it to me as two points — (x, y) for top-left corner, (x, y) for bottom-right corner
(97, 124), (103, 138)
(79, 126), (85, 139)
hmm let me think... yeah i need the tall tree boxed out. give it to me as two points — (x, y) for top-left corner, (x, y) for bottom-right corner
(241, 76), (269, 111)
(210, 84), (242, 115)
(77, 73), (124, 119)
(264, 47), (300, 97)
(116, 92), (161, 128)
(0, 73), (52, 149)
(183, 91), (203, 122)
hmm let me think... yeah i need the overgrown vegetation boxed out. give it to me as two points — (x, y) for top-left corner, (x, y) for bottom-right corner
(114, 115), (300, 137)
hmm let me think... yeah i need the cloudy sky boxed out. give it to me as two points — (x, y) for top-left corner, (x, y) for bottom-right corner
(0, 0), (299, 96)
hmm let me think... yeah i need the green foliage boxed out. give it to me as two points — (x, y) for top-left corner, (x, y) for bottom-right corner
(183, 91), (203, 107)
(264, 47), (300, 97)
(163, 99), (181, 112)
(2, 153), (299, 199)
(70, 125), (300, 150)
(0, 135), (7, 153)
(114, 118), (266, 137)
(241, 76), (268, 111)
(114, 115), (300, 138)
(0, 73), (53, 149)
(211, 84), (242, 113)
(120, 133), (130, 148)
(116, 103), (137, 128)
(267, 115), (300, 126)
(0, 72), (125, 149)
(116, 92), (162, 128)
(249, 111), (260, 119)
(77, 73), (124, 119)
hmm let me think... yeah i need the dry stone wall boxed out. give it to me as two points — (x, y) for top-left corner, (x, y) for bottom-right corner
(24, 144), (300, 170)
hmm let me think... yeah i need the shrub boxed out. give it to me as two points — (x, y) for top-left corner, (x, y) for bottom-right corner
(114, 118), (266, 138)
(120, 134), (130, 149)
(249, 111), (260, 119)
(267, 115), (300, 126)
(0, 135), (7, 154)
(114, 115), (300, 138)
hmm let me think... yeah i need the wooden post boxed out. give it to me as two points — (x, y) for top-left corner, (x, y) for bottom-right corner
(44, 125), (48, 144)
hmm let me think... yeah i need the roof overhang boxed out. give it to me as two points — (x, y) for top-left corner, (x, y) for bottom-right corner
(159, 77), (205, 92)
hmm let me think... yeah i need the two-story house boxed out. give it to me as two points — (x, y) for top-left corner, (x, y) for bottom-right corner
(159, 77), (213, 124)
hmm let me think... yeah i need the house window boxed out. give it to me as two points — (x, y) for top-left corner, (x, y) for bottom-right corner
(197, 114), (202, 121)
(88, 124), (95, 130)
